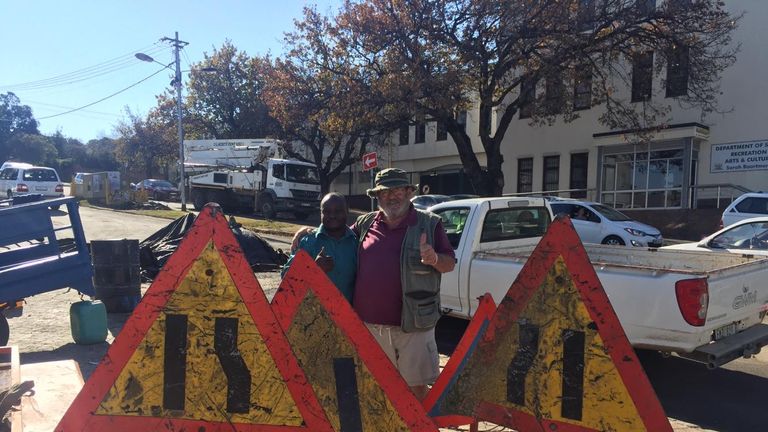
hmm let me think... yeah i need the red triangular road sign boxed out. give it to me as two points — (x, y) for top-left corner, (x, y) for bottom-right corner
(273, 250), (438, 431)
(428, 215), (672, 431)
(423, 293), (496, 428)
(56, 204), (333, 431)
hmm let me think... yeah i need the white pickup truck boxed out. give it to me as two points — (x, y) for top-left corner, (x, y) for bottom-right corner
(430, 196), (768, 369)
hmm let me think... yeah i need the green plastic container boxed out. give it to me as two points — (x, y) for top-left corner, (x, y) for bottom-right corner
(70, 300), (108, 344)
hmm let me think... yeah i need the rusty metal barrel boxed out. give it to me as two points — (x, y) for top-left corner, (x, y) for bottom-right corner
(90, 239), (141, 313)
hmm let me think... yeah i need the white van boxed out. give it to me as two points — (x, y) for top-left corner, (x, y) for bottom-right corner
(0, 164), (65, 209)
(0, 161), (33, 171)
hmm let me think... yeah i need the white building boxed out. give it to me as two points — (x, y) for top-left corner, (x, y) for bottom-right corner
(337, 1), (767, 211)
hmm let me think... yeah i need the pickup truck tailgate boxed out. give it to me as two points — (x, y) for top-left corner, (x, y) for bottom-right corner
(707, 260), (768, 331)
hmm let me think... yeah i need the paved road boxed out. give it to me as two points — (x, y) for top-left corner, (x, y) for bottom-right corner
(44, 205), (768, 430)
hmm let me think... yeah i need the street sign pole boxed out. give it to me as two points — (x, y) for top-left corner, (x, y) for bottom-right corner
(370, 168), (376, 212)
(361, 152), (379, 212)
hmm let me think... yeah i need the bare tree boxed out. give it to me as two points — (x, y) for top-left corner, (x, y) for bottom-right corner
(330, 0), (739, 195)
(262, 7), (404, 193)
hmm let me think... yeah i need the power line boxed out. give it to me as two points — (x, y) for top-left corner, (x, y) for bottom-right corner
(36, 67), (169, 120)
(24, 99), (119, 117)
(0, 44), (168, 91)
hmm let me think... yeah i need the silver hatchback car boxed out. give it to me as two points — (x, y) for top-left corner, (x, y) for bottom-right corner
(549, 199), (663, 247)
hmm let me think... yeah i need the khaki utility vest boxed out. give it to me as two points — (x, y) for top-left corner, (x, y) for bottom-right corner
(355, 210), (442, 332)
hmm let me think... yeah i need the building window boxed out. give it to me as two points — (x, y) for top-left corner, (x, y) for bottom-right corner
(517, 158), (533, 193)
(456, 110), (467, 132)
(415, 120), (426, 144)
(573, 65), (592, 110)
(666, 45), (689, 98)
(436, 120), (448, 141)
(545, 74), (565, 115)
(399, 125), (409, 146)
(569, 153), (588, 198)
(601, 145), (684, 209)
(519, 76), (536, 119)
(577, 0), (595, 31)
(637, 0), (655, 17)
(631, 51), (654, 102)
(543, 155), (560, 192)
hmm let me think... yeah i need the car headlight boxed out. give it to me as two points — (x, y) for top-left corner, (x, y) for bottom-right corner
(624, 228), (647, 237)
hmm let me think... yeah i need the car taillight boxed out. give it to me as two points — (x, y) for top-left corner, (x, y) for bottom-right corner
(16, 183), (28, 192)
(55, 184), (64, 193)
(717, 219), (723, 230)
(675, 278), (708, 326)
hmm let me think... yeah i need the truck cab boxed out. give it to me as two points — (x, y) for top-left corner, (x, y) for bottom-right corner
(429, 196), (552, 315)
(260, 158), (321, 219)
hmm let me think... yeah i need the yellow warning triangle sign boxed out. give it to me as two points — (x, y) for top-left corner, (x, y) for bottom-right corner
(56, 204), (333, 431)
(427, 215), (672, 431)
(273, 251), (438, 431)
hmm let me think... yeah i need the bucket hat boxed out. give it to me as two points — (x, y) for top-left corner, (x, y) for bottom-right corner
(366, 168), (416, 197)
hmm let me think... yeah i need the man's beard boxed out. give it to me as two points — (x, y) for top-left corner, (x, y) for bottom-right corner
(380, 200), (408, 220)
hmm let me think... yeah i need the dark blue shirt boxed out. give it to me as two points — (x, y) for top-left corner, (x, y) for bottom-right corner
(282, 224), (357, 303)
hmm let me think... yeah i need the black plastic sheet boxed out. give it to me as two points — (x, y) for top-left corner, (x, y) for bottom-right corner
(138, 214), (288, 280)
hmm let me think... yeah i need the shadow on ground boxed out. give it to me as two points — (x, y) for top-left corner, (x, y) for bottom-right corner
(20, 312), (133, 379)
(639, 351), (768, 431)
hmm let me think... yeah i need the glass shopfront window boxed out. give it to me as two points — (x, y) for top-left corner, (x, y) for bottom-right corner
(601, 145), (685, 208)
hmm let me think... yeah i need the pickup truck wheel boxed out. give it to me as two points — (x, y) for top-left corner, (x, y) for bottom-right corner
(261, 197), (276, 220)
(602, 235), (625, 246)
(0, 315), (8, 346)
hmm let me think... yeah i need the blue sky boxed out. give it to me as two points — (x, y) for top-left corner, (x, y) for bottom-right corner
(0, 1), (340, 143)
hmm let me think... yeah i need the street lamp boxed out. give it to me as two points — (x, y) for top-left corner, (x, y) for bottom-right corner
(136, 50), (219, 212)
(135, 51), (188, 211)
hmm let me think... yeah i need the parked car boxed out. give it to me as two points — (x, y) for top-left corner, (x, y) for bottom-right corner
(411, 194), (453, 210)
(0, 165), (65, 209)
(548, 198), (663, 247)
(136, 179), (179, 201)
(662, 217), (768, 255)
(720, 192), (768, 228)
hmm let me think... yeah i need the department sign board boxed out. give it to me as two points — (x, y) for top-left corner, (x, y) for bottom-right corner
(710, 139), (768, 173)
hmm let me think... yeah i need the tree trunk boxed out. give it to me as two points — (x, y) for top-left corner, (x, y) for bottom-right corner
(446, 119), (504, 196)
(319, 172), (331, 196)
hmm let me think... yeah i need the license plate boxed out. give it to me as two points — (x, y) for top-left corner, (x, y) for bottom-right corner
(35, 186), (48, 191)
(714, 323), (737, 341)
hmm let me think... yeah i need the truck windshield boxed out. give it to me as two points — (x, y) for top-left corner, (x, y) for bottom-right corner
(286, 164), (320, 185)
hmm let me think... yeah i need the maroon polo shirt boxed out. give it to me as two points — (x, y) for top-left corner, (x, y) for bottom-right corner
(353, 206), (455, 326)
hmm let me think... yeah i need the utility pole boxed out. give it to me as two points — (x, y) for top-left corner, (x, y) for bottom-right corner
(162, 32), (189, 211)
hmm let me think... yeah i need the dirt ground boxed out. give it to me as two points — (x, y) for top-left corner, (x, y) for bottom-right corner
(7, 271), (283, 379)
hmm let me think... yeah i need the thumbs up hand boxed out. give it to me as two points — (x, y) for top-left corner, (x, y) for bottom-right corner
(419, 233), (438, 267)
(315, 246), (335, 273)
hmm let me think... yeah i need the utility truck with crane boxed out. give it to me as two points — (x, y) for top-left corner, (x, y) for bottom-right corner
(184, 139), (320, 220)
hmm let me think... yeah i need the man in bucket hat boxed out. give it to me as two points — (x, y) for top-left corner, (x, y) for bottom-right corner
(353, 168), (455, 400)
